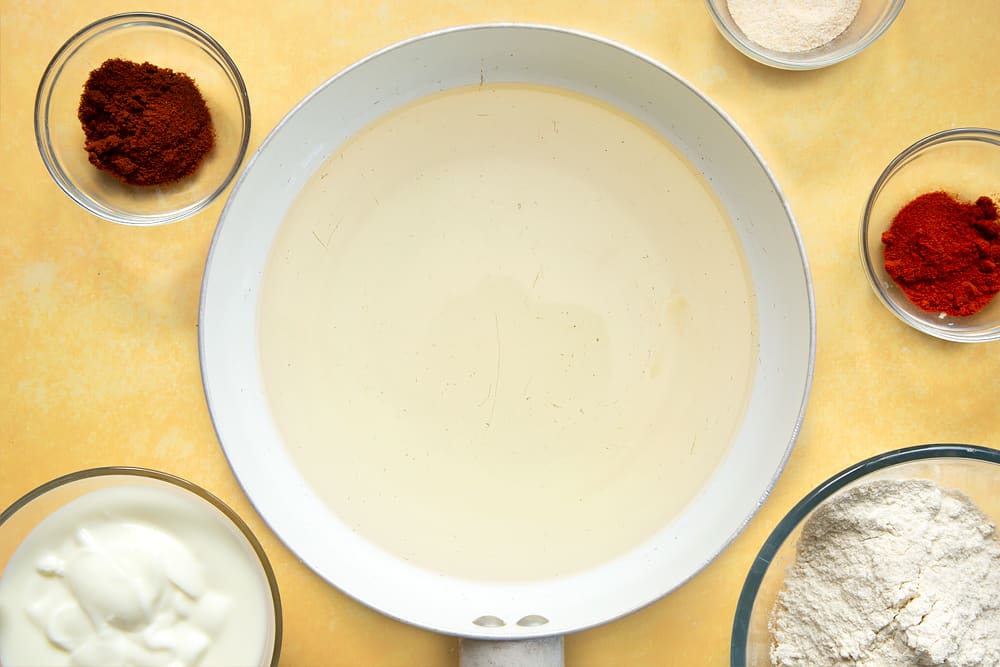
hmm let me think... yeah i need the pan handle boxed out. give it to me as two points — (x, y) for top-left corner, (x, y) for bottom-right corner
(459, 637), (564, 667)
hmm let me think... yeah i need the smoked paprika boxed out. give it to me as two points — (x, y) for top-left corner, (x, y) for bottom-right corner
(882, 191), (1000, 317)
(78, 58), (215, 186)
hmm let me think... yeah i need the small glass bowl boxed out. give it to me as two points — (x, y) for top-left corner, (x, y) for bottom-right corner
(860, 128), (1000, 342)
(704, 0), (905, 70)
(34, 13), (251, 225)
(0, 467), (281, 666)
(730, 444), (1000, 666)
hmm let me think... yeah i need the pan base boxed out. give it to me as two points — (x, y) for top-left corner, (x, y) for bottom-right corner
(257, 83), (757, 581)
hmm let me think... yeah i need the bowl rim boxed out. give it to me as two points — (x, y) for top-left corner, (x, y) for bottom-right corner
(33, 11), (252, 226)
(0, 465), (282, 666)
(703, 0), (907, 70)
(859, 126), (1000, 342)
(730, 442), (1000, 666)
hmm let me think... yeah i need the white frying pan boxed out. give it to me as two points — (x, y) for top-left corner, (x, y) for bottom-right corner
(199, 24), (814, 666)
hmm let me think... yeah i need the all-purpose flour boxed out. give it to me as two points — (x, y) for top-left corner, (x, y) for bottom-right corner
(727, 0), (861, 53)
(770, 479), (1000, 667)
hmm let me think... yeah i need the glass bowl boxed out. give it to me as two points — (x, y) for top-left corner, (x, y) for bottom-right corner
(731, 444), (1000, 666)
(704, 0), (905, 70)
(34, 12), (251, 225)
(860, 128), (1000, 342)
(0, 467), (281, 667)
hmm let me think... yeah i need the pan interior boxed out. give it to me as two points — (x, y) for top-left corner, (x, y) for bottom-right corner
(256, 82), (758, 582)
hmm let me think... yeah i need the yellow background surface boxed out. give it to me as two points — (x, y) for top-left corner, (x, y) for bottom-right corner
(2, 1), (1000, 665)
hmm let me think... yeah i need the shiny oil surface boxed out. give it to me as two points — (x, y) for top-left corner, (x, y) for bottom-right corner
(258, 83), (757, 581)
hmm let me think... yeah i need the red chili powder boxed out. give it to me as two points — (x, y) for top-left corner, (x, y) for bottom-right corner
(78, 58), (215, 186)
(881, 191), (1000, 317)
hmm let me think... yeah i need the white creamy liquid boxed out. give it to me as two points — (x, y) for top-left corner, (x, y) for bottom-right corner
(0, 484), (275, 667)
(258, 83), (758, 581)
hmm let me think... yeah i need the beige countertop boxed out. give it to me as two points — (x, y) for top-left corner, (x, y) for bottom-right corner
(2, 1), (999, 665)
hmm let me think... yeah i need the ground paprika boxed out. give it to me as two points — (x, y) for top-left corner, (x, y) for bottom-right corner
(882, 190), (1000, 317)
(78, 58), (215, 186)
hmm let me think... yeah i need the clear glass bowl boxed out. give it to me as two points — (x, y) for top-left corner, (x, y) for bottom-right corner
(0, 467), (281, 666)
(730, 444), (1000, 666)
(860, 128), (1000, 342)
(34, 12), (251, 225)
(704, 0), (905, 70)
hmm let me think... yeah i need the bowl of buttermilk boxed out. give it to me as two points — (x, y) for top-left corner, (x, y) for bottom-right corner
(0, 467), (281, 667)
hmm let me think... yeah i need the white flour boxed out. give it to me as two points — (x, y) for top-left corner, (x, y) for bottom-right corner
(770, 478), (1000, 667)
(727, 0), (861, 53)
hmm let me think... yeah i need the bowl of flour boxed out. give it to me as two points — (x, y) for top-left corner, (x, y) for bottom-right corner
(731, 444), (1000, 667)
(704, 0), (906, 70)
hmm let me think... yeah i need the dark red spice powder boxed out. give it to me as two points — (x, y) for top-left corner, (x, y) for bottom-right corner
(78, 58), (215, 186)
(882, 190), (1000, 317)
